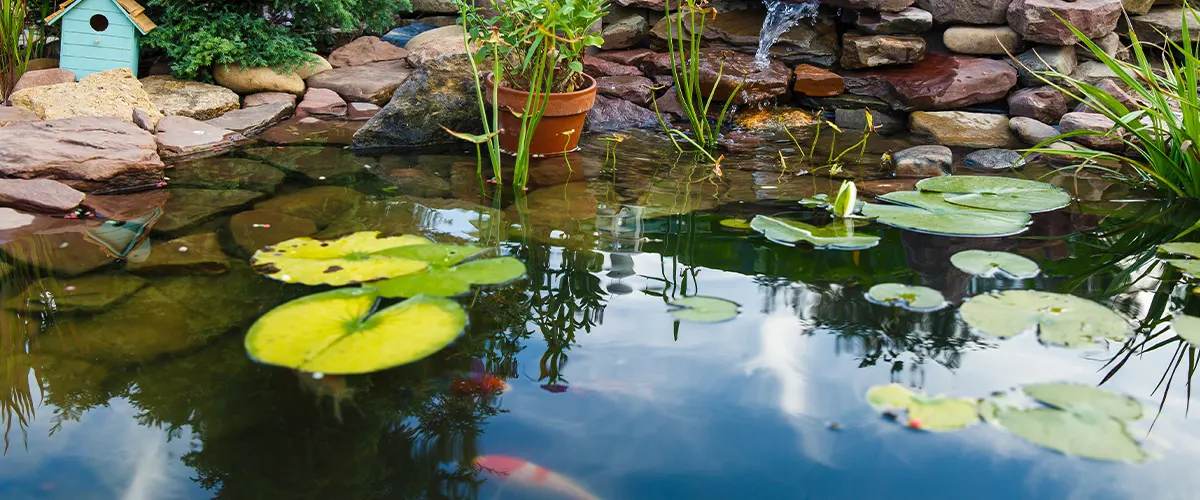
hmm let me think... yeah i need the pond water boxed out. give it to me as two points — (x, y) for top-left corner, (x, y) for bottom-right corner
(1, 119), (1199, 500)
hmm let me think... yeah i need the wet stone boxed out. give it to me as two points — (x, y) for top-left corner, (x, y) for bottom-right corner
(253, 186), (366, 228)
(584, 56), (643, 77)
(849, 7), (934, 34)
(596, 75), (656, 107)
(1015, 45), (1077, 87)
(204, 101), (294, 137)
(154, 116), (243, 160)
(584, 95), (659, 133)
(154, 189), (266, 235)
(595, 49), (656, 67)
(259, 117), (362, 146)
(1007, 86), (1068, 124)
(840, 34), (926, 69)
(126, 232), (230, 275)
(0, 178), (85, 214)
(834, 108), (905, 135)
(371, 167), (452, 198)
(228, 209), (318, 254)
(1009, 116), (1060, 145)
(842, 53), (1017, 112)
(793, 64), (844, 97)
(893, 145), (952, 177)
(963, 148), (1027, 170)
(0, 231), (117, 276)
(4, 274), (148, 313)
(243, 146), (369, 184)
(1059, 112), (1124, 152)
(943, 26), (1022, 55)
(910, 111), (1015, 148)
(166, 158), (286, 193)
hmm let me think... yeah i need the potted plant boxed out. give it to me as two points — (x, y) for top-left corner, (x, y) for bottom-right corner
(456, 0), (607, 187)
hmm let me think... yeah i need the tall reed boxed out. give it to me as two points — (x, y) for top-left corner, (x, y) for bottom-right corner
(1, 0), (35, 101)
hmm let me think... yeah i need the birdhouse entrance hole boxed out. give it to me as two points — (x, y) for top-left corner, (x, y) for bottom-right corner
(90, 14), (109, 32)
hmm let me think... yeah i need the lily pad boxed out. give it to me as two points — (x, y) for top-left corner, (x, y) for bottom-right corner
(864, 384), (978, 431)
(1023, 382), (1142, 421)
(719, 218), (752, 229)
(251, 231), (432, 286)
(984, 404), (1146, 462)
(916, 176), (1071, 213)
(866, 383), (916, 411)
(750, 215), (880, 250)
(667, 296), (740, 323)
(959, 290), (1131, 348)
(862, 191), (1030, 237)
(1173, 314), (1200, 347)
(374, 257), (526, 298)
(950, 250), (1040, 279)
(865, 283), (947, 311)
(245, 288), (467, 374)
(378, 243), (487, 266)
(1158, 242), (1200, 275)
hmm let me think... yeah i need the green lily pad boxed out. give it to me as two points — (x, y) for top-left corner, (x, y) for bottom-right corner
(862, 191), (1030, 237)
(378, 243), (487, 266)
(864, 384), (978, 431)
(984, 404), (1147, 462)
(1158, 243), (1200, 275)
(959, 290), (1131, 348)
(799, 194), (829, 208)
(1173, 314), (1200, 347)
(916, 176), (1071, 213)
(866, 383), (916, 411)
(719, 218), (752, 229)
(667, 296), (740, 323)
(950, 250), (1040, 279)
(251, 231), (432, 286)
(245, 288), (467, 374)
(374, 257), (526, 298)
(1023, 383), (1142, 421)
(865, 283), (947, 311)
(750, 215), (880, 250)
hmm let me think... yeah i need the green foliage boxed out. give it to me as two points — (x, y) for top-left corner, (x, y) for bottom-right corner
(1, 0), (37, 100)
(654, 0), (740, 154)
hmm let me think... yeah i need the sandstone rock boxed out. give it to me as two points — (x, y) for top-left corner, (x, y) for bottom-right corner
(0, 117), (164, 192)
(406, 36), (470, 67)
(596, 75), (656, 106)
(893, 145), (951, 177)
(679, 7), (839, 67)
(306, 60), (414, 105)
(260, 117), (361, 145)
(1070, 60), (1119, 85)
(352, 52), (479, 151)
(329, 36), (410, 68)
(243, 145), (367, 183)
(155, 189), (266, 234)
(1009, 116), (1060, 144)
(584, 95), (658, 133)
(850, 7), (933, 34)
(295, 54), (333, 80)
(11, 68), (75, 95)
(154, 116), (243, 159)
(204, 101), (294, 136)
(1077, 32), (1126, 62)
(295, 88), (348, 119)
(0, 106), (39, 127)
(585, 56), (643, 77)
(596, 49), (656, 67)
(963, 148), (1026, 170)
(25, 58), (58, 71)
(602, 14), (648, 50)
(0, 179), (85, 213)
(126, 232), (230, 275)
(834, 108), (905, 135)
(840, 34), (926, 69)
(1007, 86), (1068, 124)
(10, 68), (164, 124)
(410, 0), (457, 13)
(1127, 7), (1200, 44)
(254, 186), (365, 227)
(166, 158), (286, 193)
(214, 64), (306, 95)
(0, 231), (114, 275)
(1074, 79), (1138, 113)
(1014, 45), (1077, 87)
(843, 53), (1017, 111)
(1124, 0), (1156, 16)
(370, 168), (452, 198)
(793, 64), (844, 97)
(243, 92), (297, 109)
(692, 50), (791, 105)
(406, 25), (464, 50)
(824, 0), (915, 12)
(348, 102), (380, 120)
(140, 75), (241, 121)
(229, 209), (318, 254)
(917, 0), (1012, 24)
(943, 26), (1022, 55)
(1007, 0), (1123, 45)
(132, 108), (155, 131)
(1059, 112), (1124, 151)
(910, 111), (1015, 148)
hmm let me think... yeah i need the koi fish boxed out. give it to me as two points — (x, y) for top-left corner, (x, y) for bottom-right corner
(452, 360), (511, 397)
(476, 455), (602, 500)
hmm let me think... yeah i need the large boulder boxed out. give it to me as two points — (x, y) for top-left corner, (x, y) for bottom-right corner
(10, 68), (75, 96)
(213, 64), (306, 95)
(842, 53), (1017, 112)
(10, 68), (164, 124)
(910, 111), (1016, 148)
(917, 0), (1011, 24)
(328, 36), (410, 68)
(305, 60), (413, 105)
(140, 75), (241, 120)
(0, 117), (164, 192)
(693, 50), (791, 105)
(352, 52), (480, 151)
(1007, 0), (1123, 45)
(840, 34), (926, 69)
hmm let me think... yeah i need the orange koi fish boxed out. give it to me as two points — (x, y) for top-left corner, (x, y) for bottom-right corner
(452, 360), (512, 397)
(476, 455), (602, 500)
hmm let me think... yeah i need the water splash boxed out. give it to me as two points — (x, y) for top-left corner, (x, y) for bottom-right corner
(755, 0), (821, 69)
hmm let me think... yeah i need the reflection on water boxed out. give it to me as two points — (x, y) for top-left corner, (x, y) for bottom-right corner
(0, 126), (1197, 499)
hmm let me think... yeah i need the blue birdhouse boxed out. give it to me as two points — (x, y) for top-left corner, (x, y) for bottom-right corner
(44, 0), (157, 80)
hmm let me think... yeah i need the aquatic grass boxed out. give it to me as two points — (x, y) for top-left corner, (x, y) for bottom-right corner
(778, 111), (875, 176)
(0, 0), (37, 101)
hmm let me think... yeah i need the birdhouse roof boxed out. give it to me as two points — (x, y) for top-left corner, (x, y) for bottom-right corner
(46, 0), (157, 35)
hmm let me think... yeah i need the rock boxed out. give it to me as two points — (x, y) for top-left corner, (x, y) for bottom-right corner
(0, 231), (115, 275)
(596, 75), (655, 106)
(612, 0), (673, 9)
(793, 64), (844, 97)
(910, 111), (1016, 148)
(329, 36), (410, 68)
(602, 14), (648, 50)
(83, 190), (169, 220)
(798, 93), (891, 111)
(203, 100), (294, 136)
(1007, 0), (1123, 45)
(0, 117), (164, 192)
(1059, 112), (1123, 151)
(834, 108), (905, 135)
(1014, 45), (1077, 87)
(0, 179), (85, 213)
(213, 64), (306, 95)
(294, 54), (333, 80)
(0, 207), (35, 231)
(1009, 116), (1060, 144)
(25, 58), (58, 71)
(166, 158), (286, 193)
(406, 36), (470, 68)
(733, 108), (819, 133)
(352, 52), (479, 151)
(5, 274), (148, 313)
(893, 145), (951, 177)
(383, 22), (437, 48)
(406, 25), (464, 50)
(260, 117), (361, 145)
(843, 53), (1017, 112)
(254, 186), (365, 227)
(348, 102), (380, 120)
(1007, 86), (1068, 124)
(917, 0), (1012, 24)
(154, 116), (243, 159)
(687, 49), (791, 105)
(649, 8), (839, 67)
(596, 49), (656, 67)
(585, 56), (643, 77)
(228, 209), (318, 254)
(305, 60), (414, 105)
(963, 148), (1026, 170)
(295, 88), (348, 119)
(584, 95), (659, 133)
(943, 26), (1022, 55)
(840, 34), (926, 69)
(1074, 79), (1138, 113)
(1124, 0), (1155, 15)
(132, 108), (155, 131)
(10, 68), (164, 124)
(10, 68), (76, 95)
(243, 92), (297, 109)
(859, 178), (920, 197)
(654, 87), (686, 118)
(155, 189), (266, 234)
(140, 76), (241, 120)
(371, 168), (452, 198)
(0, 106), (39, 127)
(1127, 7), (1200, 44)
(850, 7), (934, 34)
(411, 0), (457, 13)
(824, 0), (915, 12)
(126, 233), (230, 275)
(1069, 60), (1119, 86)
(1077, 32), (1126, 62)
(244, 145), (368, 183)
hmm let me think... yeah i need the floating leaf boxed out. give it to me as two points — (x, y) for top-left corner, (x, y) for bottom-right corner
(916, 176), (1071, 213)
(950, 250), (1040, 279)
(1023, 383), (1142, 421)
(866, 383), (915, 411)
(378, 243), (487, 267)
(719, 218), (752, 229)
(1158, 242), (1200, 275)
(862, 191), (1030, 237)
(1173, 314), (1200, 347)
(864, 384), (978, 431)
(245, 289), (466, 374)
(375, 257), (526, 298)
(959, 290), (1131, 348)
(865, 283), (947, 311)
(799, 194), (829, 208)
(667, 296), (740, 323)
(749, 215), (880, 250)
(251, 232), (431, 286)
(985, 404), (1147, 462)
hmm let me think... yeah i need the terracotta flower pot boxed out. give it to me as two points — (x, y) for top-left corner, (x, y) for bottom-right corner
(485, 73), (598, 156)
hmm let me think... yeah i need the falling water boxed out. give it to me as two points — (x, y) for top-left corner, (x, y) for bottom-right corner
(755, 0), (821, 69)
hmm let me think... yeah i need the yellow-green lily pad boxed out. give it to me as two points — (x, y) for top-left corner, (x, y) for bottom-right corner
(867, 383), (916, 411)
(1023, 382), (1142, 421)
(863, 191), (1031, 238)
(916, 176), (1071, 213)
(959, 290), (1131, 348)
(865, 283), (947, 311)
(245, 288), (467, 374)
(667, 296), (740, 323)
(1158, 243), (1200, 276)
(864, 384), (978, 431)
(250, 231), (431, 286)
(719, 218), (752, 230)
(950, 250), (1040, 279)
(1173, 314), (1200, 347)
(750, 215), (880, 250)
(374, 257), (526, 298)
(984, 403), (1147, 462)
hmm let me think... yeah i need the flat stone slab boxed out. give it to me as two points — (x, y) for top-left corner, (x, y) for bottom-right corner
(305, 60), (414, 105)
(329, 36), (410, 68)
(0, 106), (40, 127)
(141, 75), (241, 120)
(843, 53), (1017, 112)
(0, 231), (118, 276)
(154, 189), (266, 234)
(0, 116), (164, 193)
(259, 117), (362, 145)
(203, 101), (293, 137)
(228, 209), (318, 254)
(126, 232), (231, 275)
(0, 178), (85, 213)
(155, 116), (243, 159)
(253, 186), (366, 227)
(4, 274), (148, 312)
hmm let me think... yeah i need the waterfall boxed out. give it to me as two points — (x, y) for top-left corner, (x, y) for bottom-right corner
(755, 0), (821, 69)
